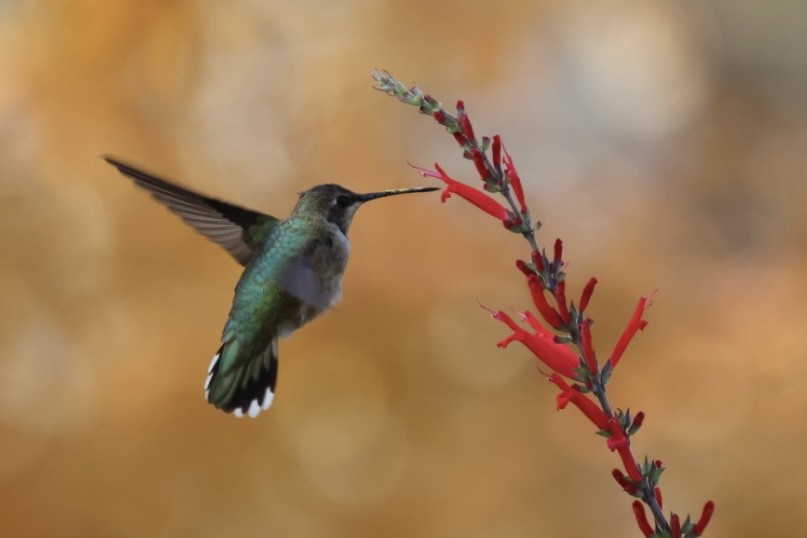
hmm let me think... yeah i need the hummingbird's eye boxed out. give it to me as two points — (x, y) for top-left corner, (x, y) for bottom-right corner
(335, 194), (351, 207)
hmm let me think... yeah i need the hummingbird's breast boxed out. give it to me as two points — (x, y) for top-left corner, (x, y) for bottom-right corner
(224, 218), (350, 346)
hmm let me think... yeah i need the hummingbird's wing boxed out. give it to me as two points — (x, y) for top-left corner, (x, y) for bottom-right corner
(105, 156), (279, 266)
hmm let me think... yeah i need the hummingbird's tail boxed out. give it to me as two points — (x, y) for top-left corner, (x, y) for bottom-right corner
(204, 338), (279, 418)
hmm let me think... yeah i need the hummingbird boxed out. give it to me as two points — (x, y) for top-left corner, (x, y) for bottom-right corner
(105, 156), (438, 418)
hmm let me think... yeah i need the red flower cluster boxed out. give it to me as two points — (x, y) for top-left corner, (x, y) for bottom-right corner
(375, 69), (714, 537)
(633, 500), (715, 538)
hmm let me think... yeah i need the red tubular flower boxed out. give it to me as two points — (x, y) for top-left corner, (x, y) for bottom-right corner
(579, 277), (598, 312)
(627, 410), (646, 436)
(579, 320), (598, 373)
(502, 146), (527, 214)
(553, 238), (563, 266)
(526, 275), (563, 329)
(456, 100), (476, 142)
(491, 311), (579, 379)
(607, 420), (642, 482)
(554, 280), (570, 324)
(610, 291), (655, 368)
(492, 135), (502, 170)
(550, 373), (610, 429)
(430, 107), (464, 145)
(632, 501), (655, 537)
(508, 323), (579, 379)
(471, 148), (490, 181)
(670, 513), (681, 538)
(693, 501), (715, 536)
(515, 259), (532, 277)
(654, 487), (663, 509)
(411, 163), (510, 222)
(531, 249), (546, 272)
(612, 469), (638, 495)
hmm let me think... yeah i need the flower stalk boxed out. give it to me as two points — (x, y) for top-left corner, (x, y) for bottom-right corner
(374, 69), (714, 537)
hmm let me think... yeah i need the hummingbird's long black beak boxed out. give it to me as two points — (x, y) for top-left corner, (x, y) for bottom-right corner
(356, 186), (439, 203)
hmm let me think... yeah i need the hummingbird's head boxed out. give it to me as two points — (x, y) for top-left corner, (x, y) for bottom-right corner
(293, 183), (438, 234)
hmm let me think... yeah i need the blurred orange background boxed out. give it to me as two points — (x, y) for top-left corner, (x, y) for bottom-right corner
(1, 1), (806, 536)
